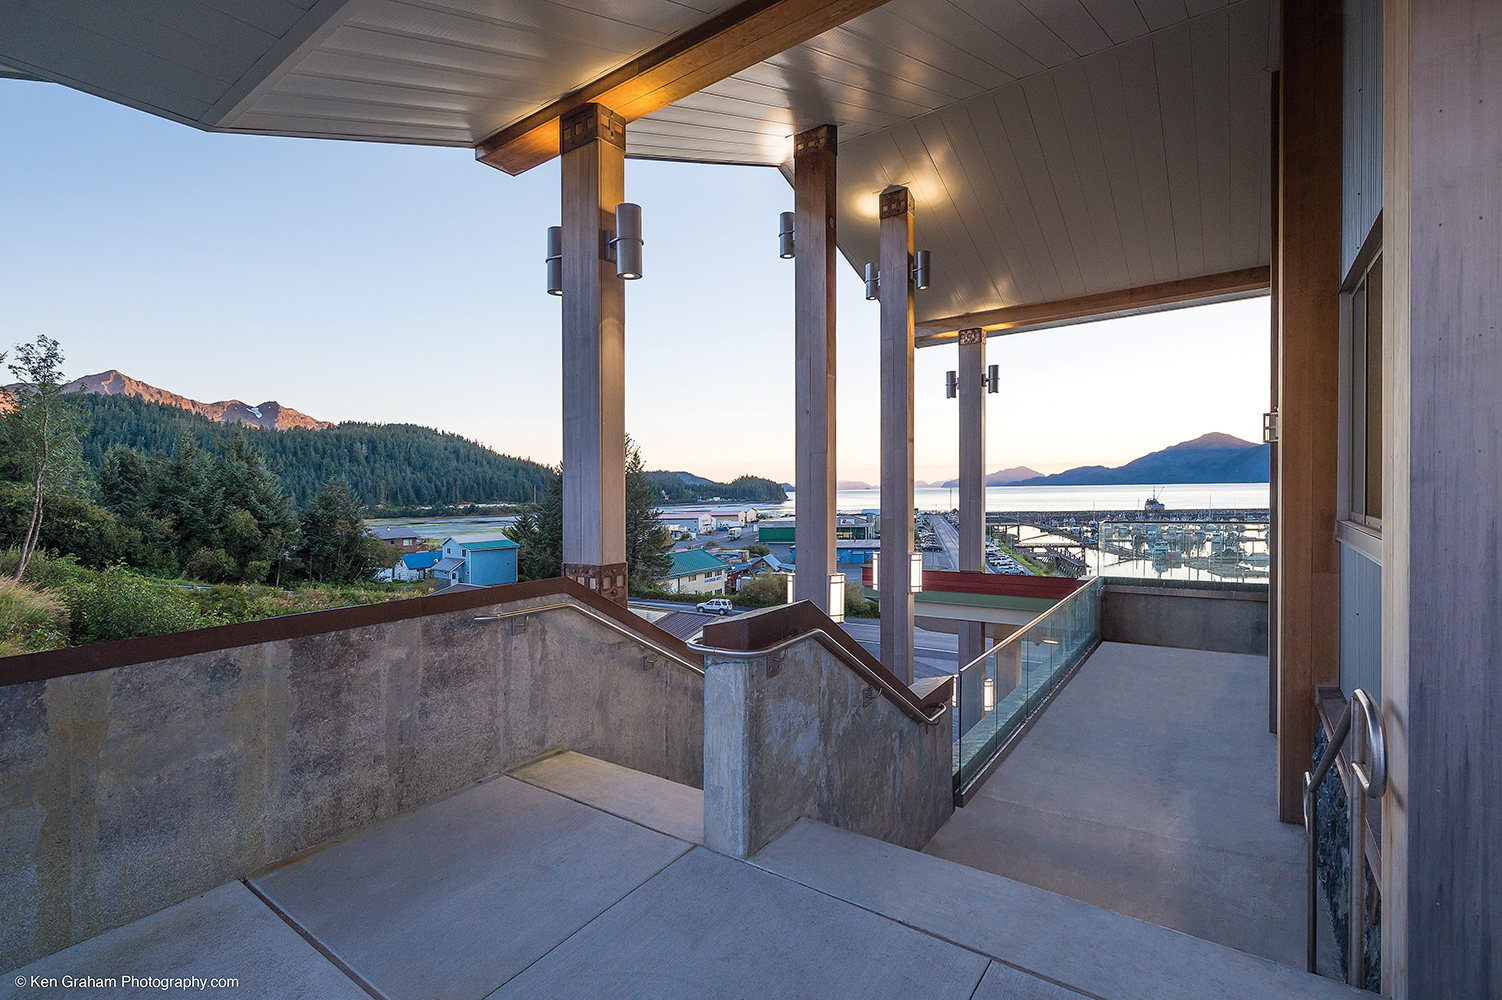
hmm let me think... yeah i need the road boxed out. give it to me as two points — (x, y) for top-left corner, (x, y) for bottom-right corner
(928, 513), (961, 571)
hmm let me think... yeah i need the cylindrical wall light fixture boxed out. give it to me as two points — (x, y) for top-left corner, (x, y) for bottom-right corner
(778, 211), (795, 258)
(945, 370), (958, 398)
(987, 363), (1000, 394)
(828, 572), (846, 623)
(910, 551), (924, 593)
(864, 263), (880, 300)
(786, 571), (795, 604)
(870, 552), (879, 591)
(545, 226), (563, 296)
(613, 203), (643, 279)
(913, 249), (931, 290)
(983, 675), (995, 713)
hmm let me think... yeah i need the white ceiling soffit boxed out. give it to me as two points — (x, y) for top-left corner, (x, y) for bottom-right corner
(635, 0), (1275, 323)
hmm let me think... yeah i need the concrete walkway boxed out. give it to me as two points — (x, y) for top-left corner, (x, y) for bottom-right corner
(926, 641), (1338, 976)
(6, 750), (1358, 999)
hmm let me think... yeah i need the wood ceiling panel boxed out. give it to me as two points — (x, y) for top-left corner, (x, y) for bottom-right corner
(1051, 57), (1132, 291)
(879, 2), (1045, 81)
(929, 103), (1036, 305)
(194, 0), (309, 36)
(810, 11), (1014, 94)
(1150, 21), (1206, 279)
(727, 59), (934, 124)
(1078, 0), (1150, 43)
(1020, 72), (1105, 293)
(293, 47), (509, 93)
(1114, 32), (1181, 281)
(1017, 0), (1114, 57)
(275, 70), (486, 112)
(887, 122), (1002, 319)
(1082, 48), (1155, 288)
(349, 1), (662, 61)
(1131, 0), (1190, 31)
(1225, 0), (1270, 268)
(233, 110), (470, 141)
(991, 82), (1087, 299)
(943, 0), (1078, 68)
(1189, 8), (1233, 275)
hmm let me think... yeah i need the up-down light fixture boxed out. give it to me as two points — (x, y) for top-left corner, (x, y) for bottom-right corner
(610, 203), (643, 279)
(545, 226), (562, 296)
(778, 211), (795, 258)
(864, 263), (880, 300)
(945, 371), (958, 398)
(913, 249), (931, 290)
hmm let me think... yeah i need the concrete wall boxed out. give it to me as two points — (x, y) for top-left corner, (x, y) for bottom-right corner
(0, 591), (703, 972)
(1101, 583), (1269, 656)
(702, 636), (953, 859)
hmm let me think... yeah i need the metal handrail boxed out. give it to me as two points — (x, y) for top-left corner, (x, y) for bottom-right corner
(957, 575), (1103, 677)
(687, 628), (948, 727)
(472, 601), (705, 675)
(1304, 687), (1386, 985)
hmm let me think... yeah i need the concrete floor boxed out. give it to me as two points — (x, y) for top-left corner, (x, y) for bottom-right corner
(926, 641), (1340, 977)
(6, 749), (1359, 999)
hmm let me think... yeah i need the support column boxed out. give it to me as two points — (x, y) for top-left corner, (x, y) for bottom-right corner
(957, 327), (986, 669)
(1274, 0), (1342, 821)
(879, 186), (916, 685)
(1388, 0), (1502, 992)
(792, 125), (837, 613)
(560, 104), (628, 604)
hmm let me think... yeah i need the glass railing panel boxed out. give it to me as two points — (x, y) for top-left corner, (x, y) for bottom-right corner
(954, 577), (1104, 793)
(1092, 520), (1270, 584)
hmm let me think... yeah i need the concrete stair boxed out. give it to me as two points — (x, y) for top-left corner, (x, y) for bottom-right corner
(751, 818), (1364, 1000)
(509, 750), (705, 845)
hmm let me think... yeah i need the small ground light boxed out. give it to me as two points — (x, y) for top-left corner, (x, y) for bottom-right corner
(546, 226), (562, 296)
(778, 212), (795, 258)
(828, 573), (846, 623)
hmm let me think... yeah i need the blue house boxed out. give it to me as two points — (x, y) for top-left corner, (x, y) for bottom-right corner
(434, 537), (519, 587)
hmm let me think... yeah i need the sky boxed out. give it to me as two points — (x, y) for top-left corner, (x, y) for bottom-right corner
(1, 80), (1271, 485)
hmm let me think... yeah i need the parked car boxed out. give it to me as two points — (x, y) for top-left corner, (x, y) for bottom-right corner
(696, 598), (735, 616)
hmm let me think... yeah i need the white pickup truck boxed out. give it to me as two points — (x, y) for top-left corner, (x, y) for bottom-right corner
(696, 598), (735, 616)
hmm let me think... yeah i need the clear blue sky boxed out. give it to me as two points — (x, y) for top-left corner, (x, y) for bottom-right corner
(1, 80), (1270, 484)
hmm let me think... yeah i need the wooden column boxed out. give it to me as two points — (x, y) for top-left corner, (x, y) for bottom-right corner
(1274, 0), (1343, 821)
(1391, 0), (1502, 992)
(957, 328), (986, 669)
(560, 104), (628, 604)
(1267, 69), (1281, 736)
(793, 125), (837, 612)
(879, 186), (916, 685)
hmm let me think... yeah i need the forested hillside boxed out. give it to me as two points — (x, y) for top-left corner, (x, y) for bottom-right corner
(642, 470), (787, 503)
(71, 394), (554, 506)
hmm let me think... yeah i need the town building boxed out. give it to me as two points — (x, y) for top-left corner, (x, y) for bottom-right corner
(369, 524), (427, 555)
(657, 549), (730, 594)
(433, 538), (519, 588)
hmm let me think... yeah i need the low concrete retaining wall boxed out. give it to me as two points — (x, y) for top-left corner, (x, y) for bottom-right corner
(1101, 580), (1268, 655)
(701, 605), (953, 859)
(0, 581), (703, 972)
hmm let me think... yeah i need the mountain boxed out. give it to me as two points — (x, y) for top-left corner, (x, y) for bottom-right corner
(1014, 433), (1269, 486)
(4, 370), (332, 431)
(837, 480), (873, 490)
(69, 393), (553, 507)
(939, 465), (1043, 488)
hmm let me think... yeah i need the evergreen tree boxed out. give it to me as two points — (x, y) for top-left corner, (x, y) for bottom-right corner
(625, 437), (672, 587)
(97, 445), (152, 518)
(295, 478), (386, 583)
(506, 468), (562, 581)
(216, 430), (297, 583)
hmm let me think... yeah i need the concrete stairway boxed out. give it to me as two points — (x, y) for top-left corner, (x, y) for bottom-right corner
(4, 752), (1361, 1000)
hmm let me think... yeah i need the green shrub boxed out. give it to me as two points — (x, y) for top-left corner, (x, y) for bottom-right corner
(734, 573), (788, 608)
(65, 566), (223, 644)
(0, 580), (68, 657)
(844, 579), (878, 618)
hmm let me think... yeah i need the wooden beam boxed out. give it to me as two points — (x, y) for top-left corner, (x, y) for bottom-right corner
(914, 267), (1271, 346)
(1274, 0), (1342, 823)
(474, 0), (889, 175)
(878, 185), (916, 686)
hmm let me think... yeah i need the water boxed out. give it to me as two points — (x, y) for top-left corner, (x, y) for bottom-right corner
(771, 482), (1268, 515)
